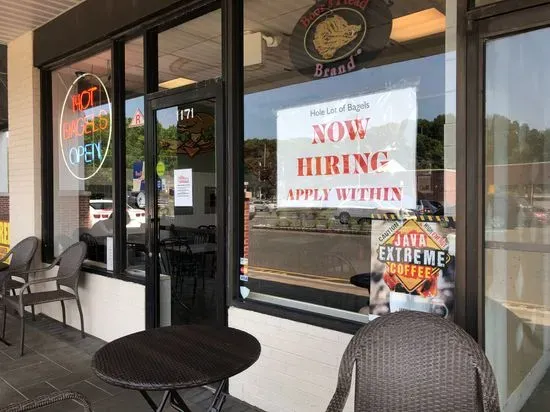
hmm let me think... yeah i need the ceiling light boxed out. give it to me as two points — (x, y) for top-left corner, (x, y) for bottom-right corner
(390, 8), (446, 43)
(158, 77), (196, 89)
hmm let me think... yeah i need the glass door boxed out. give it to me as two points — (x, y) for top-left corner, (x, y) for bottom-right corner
(145, 82), (224, 328)
(474, 6), (550, 412)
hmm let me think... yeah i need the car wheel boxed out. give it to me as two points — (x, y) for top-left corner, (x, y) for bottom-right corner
(136, 191), (146, 209)
(357, 218), (370, 226)
(339, 212), (351, 225)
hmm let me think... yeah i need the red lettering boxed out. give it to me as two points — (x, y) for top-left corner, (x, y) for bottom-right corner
(336, 188), (351, 201)
(297, 157), (313, 176)
(312, 124), (327, 144)
(353, 153), (369, 174)
(325, 156), (340, 175)
(371, 151), (389, 171)
(345, 118), (369, 140)
(327, 121), (344, 142)
(71, 86), (98, 112)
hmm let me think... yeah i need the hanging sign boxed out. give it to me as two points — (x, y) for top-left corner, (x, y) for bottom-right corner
(129, 108), (144, 128)
(59, 73), (112, 181)
(276, 87), (417, 209)
(369, 219), (455, 319)
(289, 0), (392, 79)
(174, 168), (193, 207)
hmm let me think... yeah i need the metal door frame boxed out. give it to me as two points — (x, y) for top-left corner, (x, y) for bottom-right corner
(466, 3), (550, 347)
(144, 79), (226, 328)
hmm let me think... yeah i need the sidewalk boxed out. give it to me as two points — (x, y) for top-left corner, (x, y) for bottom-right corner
(0, 313), (262, 411)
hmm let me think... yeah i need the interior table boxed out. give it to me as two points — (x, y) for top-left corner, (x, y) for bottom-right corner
(92, 325), (261, 412)
(350, 273), (371, 292)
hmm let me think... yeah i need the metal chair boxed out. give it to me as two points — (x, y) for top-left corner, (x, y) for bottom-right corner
(0, 390), (91, 411)
(326, 311), (500, 412)
(2, 241), (87, 356)
(159, 238), (197, 308)
(0, 237), (39, 319)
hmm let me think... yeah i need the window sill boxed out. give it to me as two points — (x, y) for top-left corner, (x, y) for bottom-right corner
(42, 258), (146, 285)
(230, 297), (366, 335)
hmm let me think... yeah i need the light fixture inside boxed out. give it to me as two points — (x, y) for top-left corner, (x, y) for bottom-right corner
(390, 8), (446, 43)
(158, 77), (196, 89)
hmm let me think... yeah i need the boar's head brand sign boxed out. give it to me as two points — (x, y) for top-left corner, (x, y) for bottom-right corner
(290, 0), (392, 79)
(377, 219), (451, 296)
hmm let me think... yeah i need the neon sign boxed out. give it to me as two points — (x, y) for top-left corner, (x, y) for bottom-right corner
(59, 73), (112, 180)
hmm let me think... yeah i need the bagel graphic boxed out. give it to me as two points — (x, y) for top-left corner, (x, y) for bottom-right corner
(313, 15), (363, 60)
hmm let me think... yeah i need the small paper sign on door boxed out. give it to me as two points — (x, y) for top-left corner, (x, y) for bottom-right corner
(174, 169), (193, 207)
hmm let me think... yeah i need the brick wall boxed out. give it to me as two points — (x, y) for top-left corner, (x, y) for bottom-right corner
(8, 32), (42, 245)
(229, 308), (354, 412)
(0, 195), (8, 221)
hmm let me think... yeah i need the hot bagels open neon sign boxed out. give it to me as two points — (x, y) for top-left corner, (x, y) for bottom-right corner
(59, 73), (112, 180)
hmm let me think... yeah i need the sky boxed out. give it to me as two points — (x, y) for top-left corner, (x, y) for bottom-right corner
(126, 33), (550, 140)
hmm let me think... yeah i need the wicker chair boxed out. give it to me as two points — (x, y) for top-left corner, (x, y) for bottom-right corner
(0, 237), (39, 319)
(2, 242), (87, 356)
(326, 311), (500, 412)
(0, 390), (91, 411)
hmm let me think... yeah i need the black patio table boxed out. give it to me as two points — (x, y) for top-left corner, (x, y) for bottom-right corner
(91, 325), (261, 412)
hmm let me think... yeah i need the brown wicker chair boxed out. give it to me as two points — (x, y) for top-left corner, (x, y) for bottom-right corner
(0, 237), (39, 320)
(0, 389), (91, 411)
(326, 311), (500, 412)
(2, 241), (87, 356)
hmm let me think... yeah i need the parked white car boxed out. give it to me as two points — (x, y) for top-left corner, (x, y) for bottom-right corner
(89, 199), (146, 227)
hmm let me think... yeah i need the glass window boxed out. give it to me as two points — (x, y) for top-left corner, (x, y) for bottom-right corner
(52, 50), (113, 267)
(158, 10), (221, 90)
(243, 0), (457, 322)
(484, 27), (550, 411)
(124, 37), (147, 275)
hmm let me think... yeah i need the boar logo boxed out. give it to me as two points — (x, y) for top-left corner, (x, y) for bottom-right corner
(312, 14), (364, 61)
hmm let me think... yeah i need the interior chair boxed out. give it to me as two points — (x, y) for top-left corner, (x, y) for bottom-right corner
(0, 390), (91, 411)
(0, 236), (39, 319)
(326, 310), (500, 412)
(159, 238), (197, 308)
(79, 232), (100, 262)
(2, 241), (87, 356)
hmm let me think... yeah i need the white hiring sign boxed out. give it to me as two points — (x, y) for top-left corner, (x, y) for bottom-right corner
(276, 87), (417, 209)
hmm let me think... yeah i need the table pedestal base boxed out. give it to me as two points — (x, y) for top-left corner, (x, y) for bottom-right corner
(140, 383), (226, 412)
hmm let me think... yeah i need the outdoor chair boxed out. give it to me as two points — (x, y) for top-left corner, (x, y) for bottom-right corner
(0, 237), (39, 319)
(0, 389), (91, 411)
(326, 310), (500, 412)
(2, 241), (87, 356)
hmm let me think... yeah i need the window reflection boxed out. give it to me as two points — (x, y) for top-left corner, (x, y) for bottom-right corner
(243, 0), (457, 321)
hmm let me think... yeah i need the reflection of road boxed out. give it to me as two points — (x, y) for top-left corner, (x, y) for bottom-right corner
(249, 225), (372, 280)
(249, 267), (368, 296)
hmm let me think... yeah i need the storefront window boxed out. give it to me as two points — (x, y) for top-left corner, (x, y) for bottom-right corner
(242, 0), (457, 321)
(125, 37), (147, 275)
(158, 10), (221, 90)
(52, 49), (114, 267)
(484, 28), (550, 411)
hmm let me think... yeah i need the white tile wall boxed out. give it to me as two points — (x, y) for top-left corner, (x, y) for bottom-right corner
(35, 267), (146, 342)
(7, 31), (42, 246)
(228, 307), (355, 412)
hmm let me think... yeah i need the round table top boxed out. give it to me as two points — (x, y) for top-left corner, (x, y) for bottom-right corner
(350, 273), (371, 290)
(92, 325), (261, 391)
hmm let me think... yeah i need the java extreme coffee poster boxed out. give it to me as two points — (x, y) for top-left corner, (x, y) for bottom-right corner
(369, 219), (455, 320)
